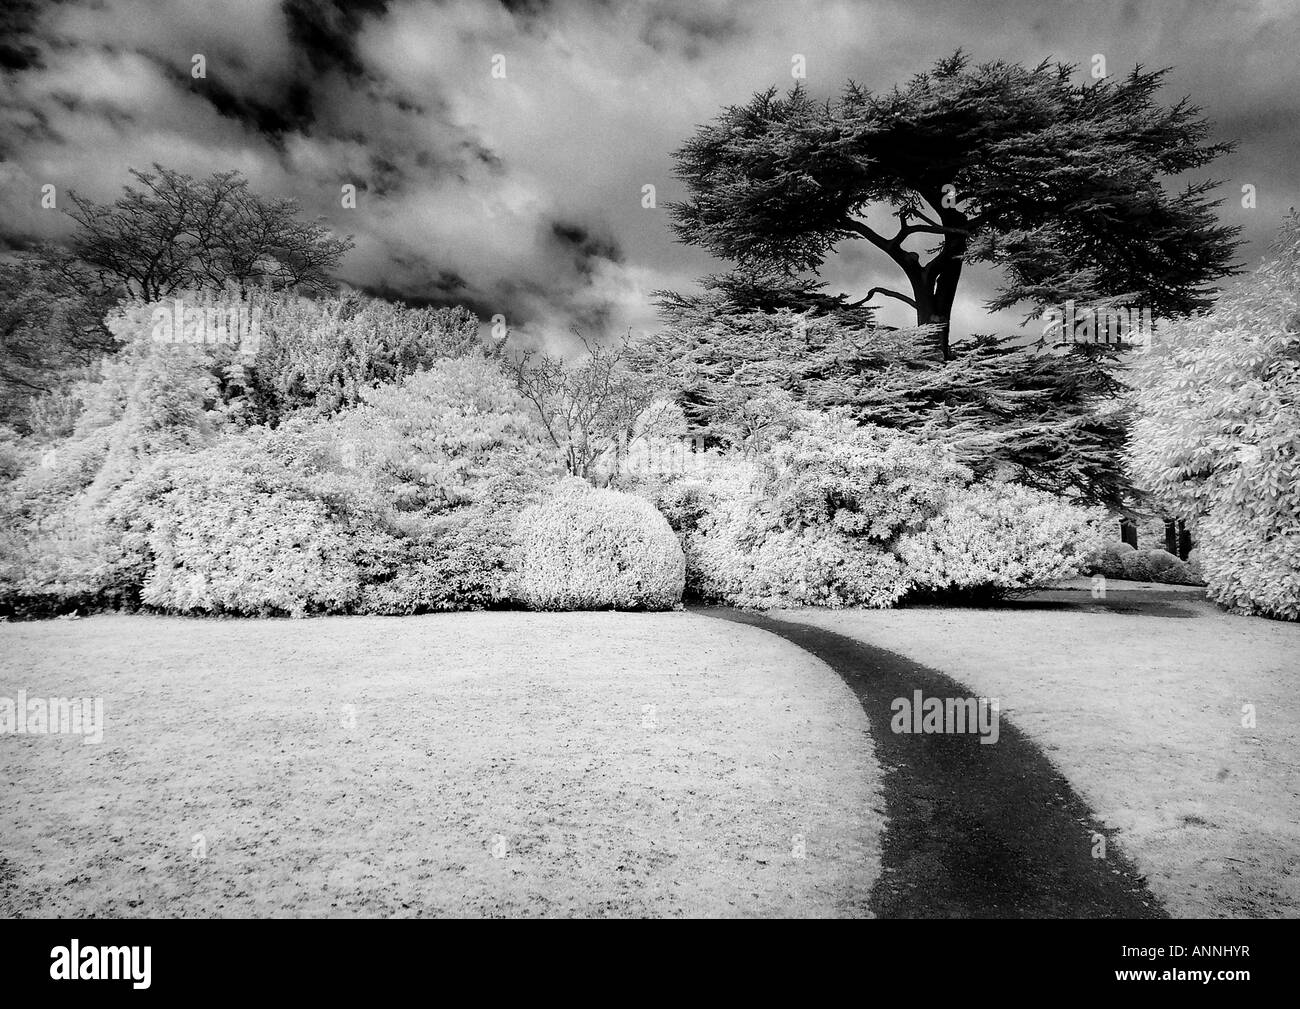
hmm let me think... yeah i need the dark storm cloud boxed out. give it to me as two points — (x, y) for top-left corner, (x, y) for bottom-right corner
(0, 0), (1296, 347)
(0, 1), (45, 71)
(282, 0), (390, 78)
(550, 221), (624, 270)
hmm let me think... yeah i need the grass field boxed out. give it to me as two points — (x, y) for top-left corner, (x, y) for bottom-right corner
(778, 596), (1300, 918)
(3, 597), (1297, 918)
(0, 612), (883, 918)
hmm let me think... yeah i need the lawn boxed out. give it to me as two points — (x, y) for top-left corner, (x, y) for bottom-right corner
(776, 592), (1300, 918)
(0, 612), (882, 918)
(4, 596), (1297, 919)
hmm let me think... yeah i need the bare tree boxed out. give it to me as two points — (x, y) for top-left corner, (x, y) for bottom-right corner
(63, 164), (354, 301)
(507, 331), (653, 482)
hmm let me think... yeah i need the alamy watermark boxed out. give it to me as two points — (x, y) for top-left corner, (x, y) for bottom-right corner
(1040, 299), (1155, 354)
(891, 691), (1000, 744)
(150, 294), (262, 354)
(49, 941), (150, 989)
(1, 691), (104, 744)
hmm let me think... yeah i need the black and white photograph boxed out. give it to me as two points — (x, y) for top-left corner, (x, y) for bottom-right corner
(0, 0), (1295, 980)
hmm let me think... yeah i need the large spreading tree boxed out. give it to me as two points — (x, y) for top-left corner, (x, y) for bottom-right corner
(669, 52), (1240, 359)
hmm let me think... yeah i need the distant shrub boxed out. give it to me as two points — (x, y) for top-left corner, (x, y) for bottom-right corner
(0, 505), (123, 618)
(514, 478), (685, 610)
(1156, 555), (1201, 585)
(900, 482), (1107, 599)
(1120, 549), (1156, 582)
(329, 358), (553, 612)
(0, 334), (222, 616)
(1, 353), (556, 618)
(1085, 540), (1134, 579)
(1091, 545), (1204, 585)
(764, 411), (969, 539)
(1145, 549), (1180, 575)
(143, 484), (362, 616)
(636, 450), (763, 602)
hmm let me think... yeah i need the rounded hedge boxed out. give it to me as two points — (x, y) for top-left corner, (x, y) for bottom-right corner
(1120, 549), (1156, 582)
(1085, 540), (1134, 579)
(514, 478), (685, 610)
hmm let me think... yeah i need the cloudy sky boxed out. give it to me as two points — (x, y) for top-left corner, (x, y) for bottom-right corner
(1, 0), (1297, 349)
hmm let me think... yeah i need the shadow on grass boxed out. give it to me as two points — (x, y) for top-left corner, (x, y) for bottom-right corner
(897, 587), (1207, 619)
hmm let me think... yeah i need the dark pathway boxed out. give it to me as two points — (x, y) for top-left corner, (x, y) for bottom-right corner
(699, 607), (1168, 919)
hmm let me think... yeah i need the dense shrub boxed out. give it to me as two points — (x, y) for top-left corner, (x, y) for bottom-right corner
(358, 506), (516, 614)
(1117, 547), (1204, 586)
(1197, 514), (1300, 617)
(1085, 540), (1135, 579)
(0, 428), (25, 483)
(744, 526), (910, 608)
(1145, 548), (1180, 577)
(1150, 552), (1201, 586)
(514, 478), (685, 610)
(143, 480), (365, 616)
(1130, 213), (1300, 618)
(95, 433), (391, 617)
(636, 411), (967, 608)
(0, 350), (558, 617)
(0, 506), (124, 618)
(631, 448), (760, 601)
(899, 482), (1106, 599)
(1086, 542), (1204, 586)
(326, 357), (555, 612)
(1120, 549), (1156, 583)
(249, 292), (485, 422)
(0, 330), (224, 616)
(337, 355), (553, 511)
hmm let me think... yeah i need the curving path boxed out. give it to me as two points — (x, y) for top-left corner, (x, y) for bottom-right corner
(699, 606), (1168, 919)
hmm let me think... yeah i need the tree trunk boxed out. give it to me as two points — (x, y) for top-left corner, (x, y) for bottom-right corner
(910, 286), (955, 361)
(908, 231), (964, 362)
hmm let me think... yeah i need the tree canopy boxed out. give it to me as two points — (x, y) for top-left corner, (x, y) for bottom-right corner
(669, 51), (1240, 358)
(63, 165), (353, 302)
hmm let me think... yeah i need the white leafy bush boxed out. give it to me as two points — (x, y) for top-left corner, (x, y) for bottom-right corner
(640, 450), (764, 602)
(1198, 514), (1300, 619)
(743, 526), (910, 608)
(117, 435), (391, 617)
(638, 410), (966, 608)
(249, 291), (485, 421)
(762, 411), (969, 539)
(899, 482), (1107, 598)
(142, 481), (364, 617)
(1130, 213), (1300, 619)
(514, 478), (685, 610)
